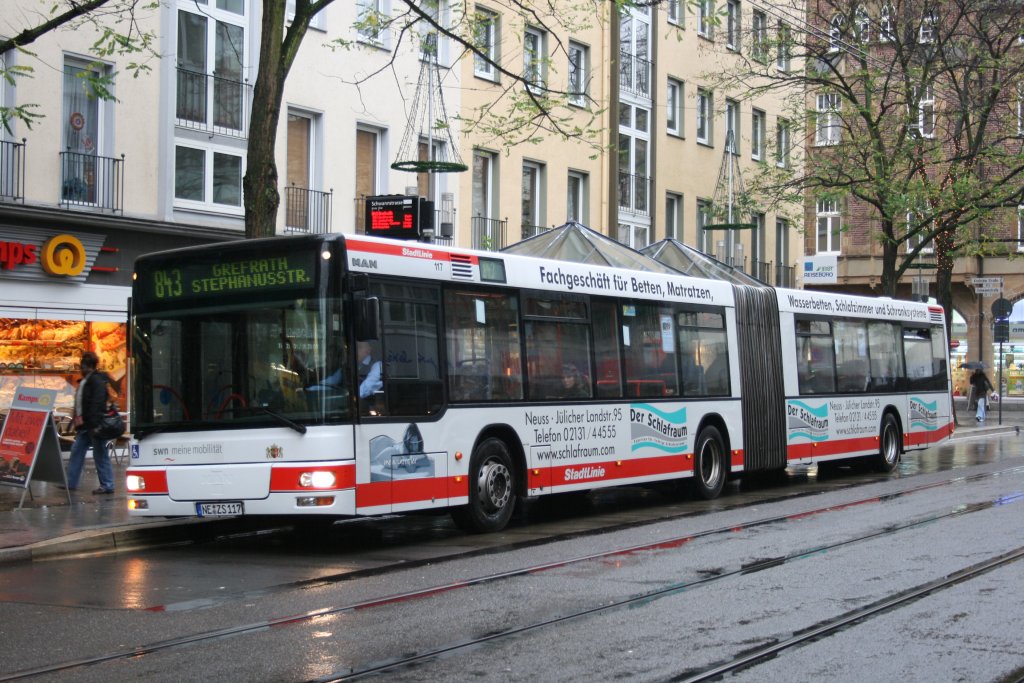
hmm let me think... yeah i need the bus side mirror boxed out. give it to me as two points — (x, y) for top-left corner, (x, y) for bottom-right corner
(355, 297), (381, 341)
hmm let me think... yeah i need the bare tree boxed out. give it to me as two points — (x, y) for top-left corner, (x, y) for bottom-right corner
(706, 0), (1024, 331)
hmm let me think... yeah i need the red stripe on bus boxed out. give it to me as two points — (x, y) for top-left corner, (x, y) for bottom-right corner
(356, 476), (458, 508)
(548, 454), (690, 486)
(269, 464), (356, 492)
(126, 469), (168, 494)
(787, 436), (879, 460)
(346, 239), (453, 261)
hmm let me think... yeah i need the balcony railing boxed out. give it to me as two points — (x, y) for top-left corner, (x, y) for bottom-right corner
(776, 263), (795, 288)
(60, 150), (124, 213)
(521, 223), (550, 240)
(284, 186), (332, 234)
(617, 172), (652, 216)
(1, 139), (26, 203)
(176, 67), (252, 139)
(751, 259), (772, 283)
(472, 216), (506, 251)
(619, 51), (652, 99)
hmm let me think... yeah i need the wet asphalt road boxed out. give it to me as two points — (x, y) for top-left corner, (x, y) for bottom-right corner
(0, 429), (1022, 681)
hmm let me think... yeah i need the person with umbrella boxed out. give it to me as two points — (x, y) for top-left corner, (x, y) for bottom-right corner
(970, 365), (994, 422)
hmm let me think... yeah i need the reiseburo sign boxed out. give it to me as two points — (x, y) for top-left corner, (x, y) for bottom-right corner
(802, 255), (838, 284)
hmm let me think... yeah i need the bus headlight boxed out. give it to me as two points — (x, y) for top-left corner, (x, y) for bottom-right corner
(299, 471), (337, 489)
(126, 475), (146, 492)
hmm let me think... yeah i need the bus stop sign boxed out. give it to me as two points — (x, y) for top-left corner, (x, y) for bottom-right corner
(992, 297), (1012, 319)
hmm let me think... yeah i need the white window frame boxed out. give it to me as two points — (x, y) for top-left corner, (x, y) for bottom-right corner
(829, 14), (845, 53)
(816, 199), (842, 254)
(666, 78), (683, 137)
(880, 3), (895, 42)
(751, 10), (768, 63)
(726, 0), (740, 51)
(472, 149), (497, 219)
(667, 0), (682, 26)
(816, 93), (841, 146)
(1016, 85), (1023, 136)
(855, 6), (870, 42)
(776, 21), (791, 72)
(751, 108), (765, 161)
(696, 87), (712, 145)
(617, 222), (650, 249)
(725, 99), (740, 155)
(567, 170), (587, 223)
(697, 199), (712, 253)
(174, 142), (246, 215)
(775, 218), (790, 268)
(919, 11), (936, 44)
(907, 209), (934, 254)
(697, 0), (713, 39)
(568, 41), (588, 107)
(473, 9), (499, 81)
(665, 192), (682, 240)
(521, 160), (544, 229)
(523, 26), (545, 90)
(286, 0), (325, 31)
(1018, 205), (1024, 252)
(356, 0), (388, 48)
(776, 118), (790, 167)
(911, 84), (935, 138)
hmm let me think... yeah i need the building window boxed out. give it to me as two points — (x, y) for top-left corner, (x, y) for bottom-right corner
(751, 212), (766, 263)
(666, 78), (683, 136)
(667, 0), (682, 26)
(775, 118), (790, 167)
(697, 0), (712, 38)
(176, 3), (246, 134)
(775, 218), (790, 269)
(880, 3), (895, 42)
(776, 21), (791, 72)
(696, 88), (712, 145)
(855, 6), (870, 42)
(751, 109), (765, 160)
(911, 84), (935, 138)
(816, 199), (842, 254)
(522, 160), (544, 231)
(356, 0), (386, 46)
(907, 209), (934, 254)
(751, 10), (768, 63)
(725, 99), (739, 154)
(568, 41), (588, 106)
(816, 93), (841, 146)
(473, 8), (498, 80)
(726, 0), (740, 51)
(567, 171), (587, 223)
(617, 223), (650, 249)
(919, 11), (936, 43)
(829, 14), (845, 53)
(62, 60), (105, 158)
(1017, 86), (1023, 135)
(697, 199), (712, 253)
(1018, 206), (1023, 252)
(665, 192), (682, 240)
(355, 126), (381, 227)
(286, 0), (325, 30)
(523, 27), (545, 90)
(174, 145), (243, 208)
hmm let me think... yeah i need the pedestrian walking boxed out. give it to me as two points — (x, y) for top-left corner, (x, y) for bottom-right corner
(970, 367), (995, 423)
(65, 351), (116, 494)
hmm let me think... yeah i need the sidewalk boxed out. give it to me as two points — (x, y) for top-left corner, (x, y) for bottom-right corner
(1, 406), (1022, 565)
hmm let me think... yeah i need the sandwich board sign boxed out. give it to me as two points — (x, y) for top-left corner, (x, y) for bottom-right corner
(0, 386), (70, 508)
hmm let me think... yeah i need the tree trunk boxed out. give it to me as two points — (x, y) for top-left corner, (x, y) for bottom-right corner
(244, 3), (289, 239)
(878, 219), (899, 297)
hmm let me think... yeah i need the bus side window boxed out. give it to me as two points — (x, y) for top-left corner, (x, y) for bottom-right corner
(443, 289), (522, 402)
(796, 319), (836, 395)
(592, 300), (622, 398)
(622, 303), (678, 397)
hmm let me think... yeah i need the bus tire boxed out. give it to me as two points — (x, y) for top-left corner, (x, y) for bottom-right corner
(875, 413), (901, 473)
(451, 437), (516, 533)
(692, 426), (726, 500)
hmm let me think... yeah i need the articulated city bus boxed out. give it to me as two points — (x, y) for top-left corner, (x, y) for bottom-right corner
(125, 233), (952, 532)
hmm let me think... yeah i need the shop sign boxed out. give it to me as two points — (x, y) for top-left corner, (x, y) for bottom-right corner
(0, 387), (69, 507)
(0, 227), (105, 284)
(802, 255), (838, 284)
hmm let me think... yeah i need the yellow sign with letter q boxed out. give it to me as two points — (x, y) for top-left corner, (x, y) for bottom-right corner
(40, 234), (87, 277)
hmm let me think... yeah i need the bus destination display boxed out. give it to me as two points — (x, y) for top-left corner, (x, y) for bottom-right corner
(141, 253), (317, 304)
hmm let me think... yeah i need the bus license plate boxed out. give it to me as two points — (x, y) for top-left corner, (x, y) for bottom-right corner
(197, 502), (244, 516)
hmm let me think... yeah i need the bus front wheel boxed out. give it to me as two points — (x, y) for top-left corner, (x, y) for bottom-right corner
(451, 437), (516, 533)
(692, 426), (726, 500)
(875, 413), (901, 473)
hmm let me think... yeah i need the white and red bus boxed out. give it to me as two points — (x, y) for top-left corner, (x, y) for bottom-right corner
(125, 233), (952, 531)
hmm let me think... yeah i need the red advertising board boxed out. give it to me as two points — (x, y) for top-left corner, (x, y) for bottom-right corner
(0, 408), (49, 486)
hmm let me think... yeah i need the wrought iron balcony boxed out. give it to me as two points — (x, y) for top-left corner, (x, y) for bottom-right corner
(60, 150), (124, 213)
(521, 224), (550, 240)
(176, 67), (252, 138)
(751, 259), (772, 283)
(0, 139), (25, 203)
(619, 51), (652, 99)
(284, 186), (332, 234)
(776, 263), (795, 288)
(617, 171), (652, 216)
(471, 215), (506, 251)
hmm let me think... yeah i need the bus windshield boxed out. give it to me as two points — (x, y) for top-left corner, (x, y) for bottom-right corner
(132, 296), (349, 433)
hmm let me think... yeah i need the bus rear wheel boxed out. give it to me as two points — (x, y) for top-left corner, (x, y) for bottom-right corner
(875, 413), (901, 473)
(451, 437), (516, 533)
(692, 426), (726, 500)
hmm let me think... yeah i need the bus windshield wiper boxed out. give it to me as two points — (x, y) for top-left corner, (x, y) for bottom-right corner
(256, 406), (307, 434)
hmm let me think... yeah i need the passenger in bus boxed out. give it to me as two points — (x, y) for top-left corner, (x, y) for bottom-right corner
(357, 340), (383, 399)
(561, 363), (591, 399)
(681, 354), (706, 396)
